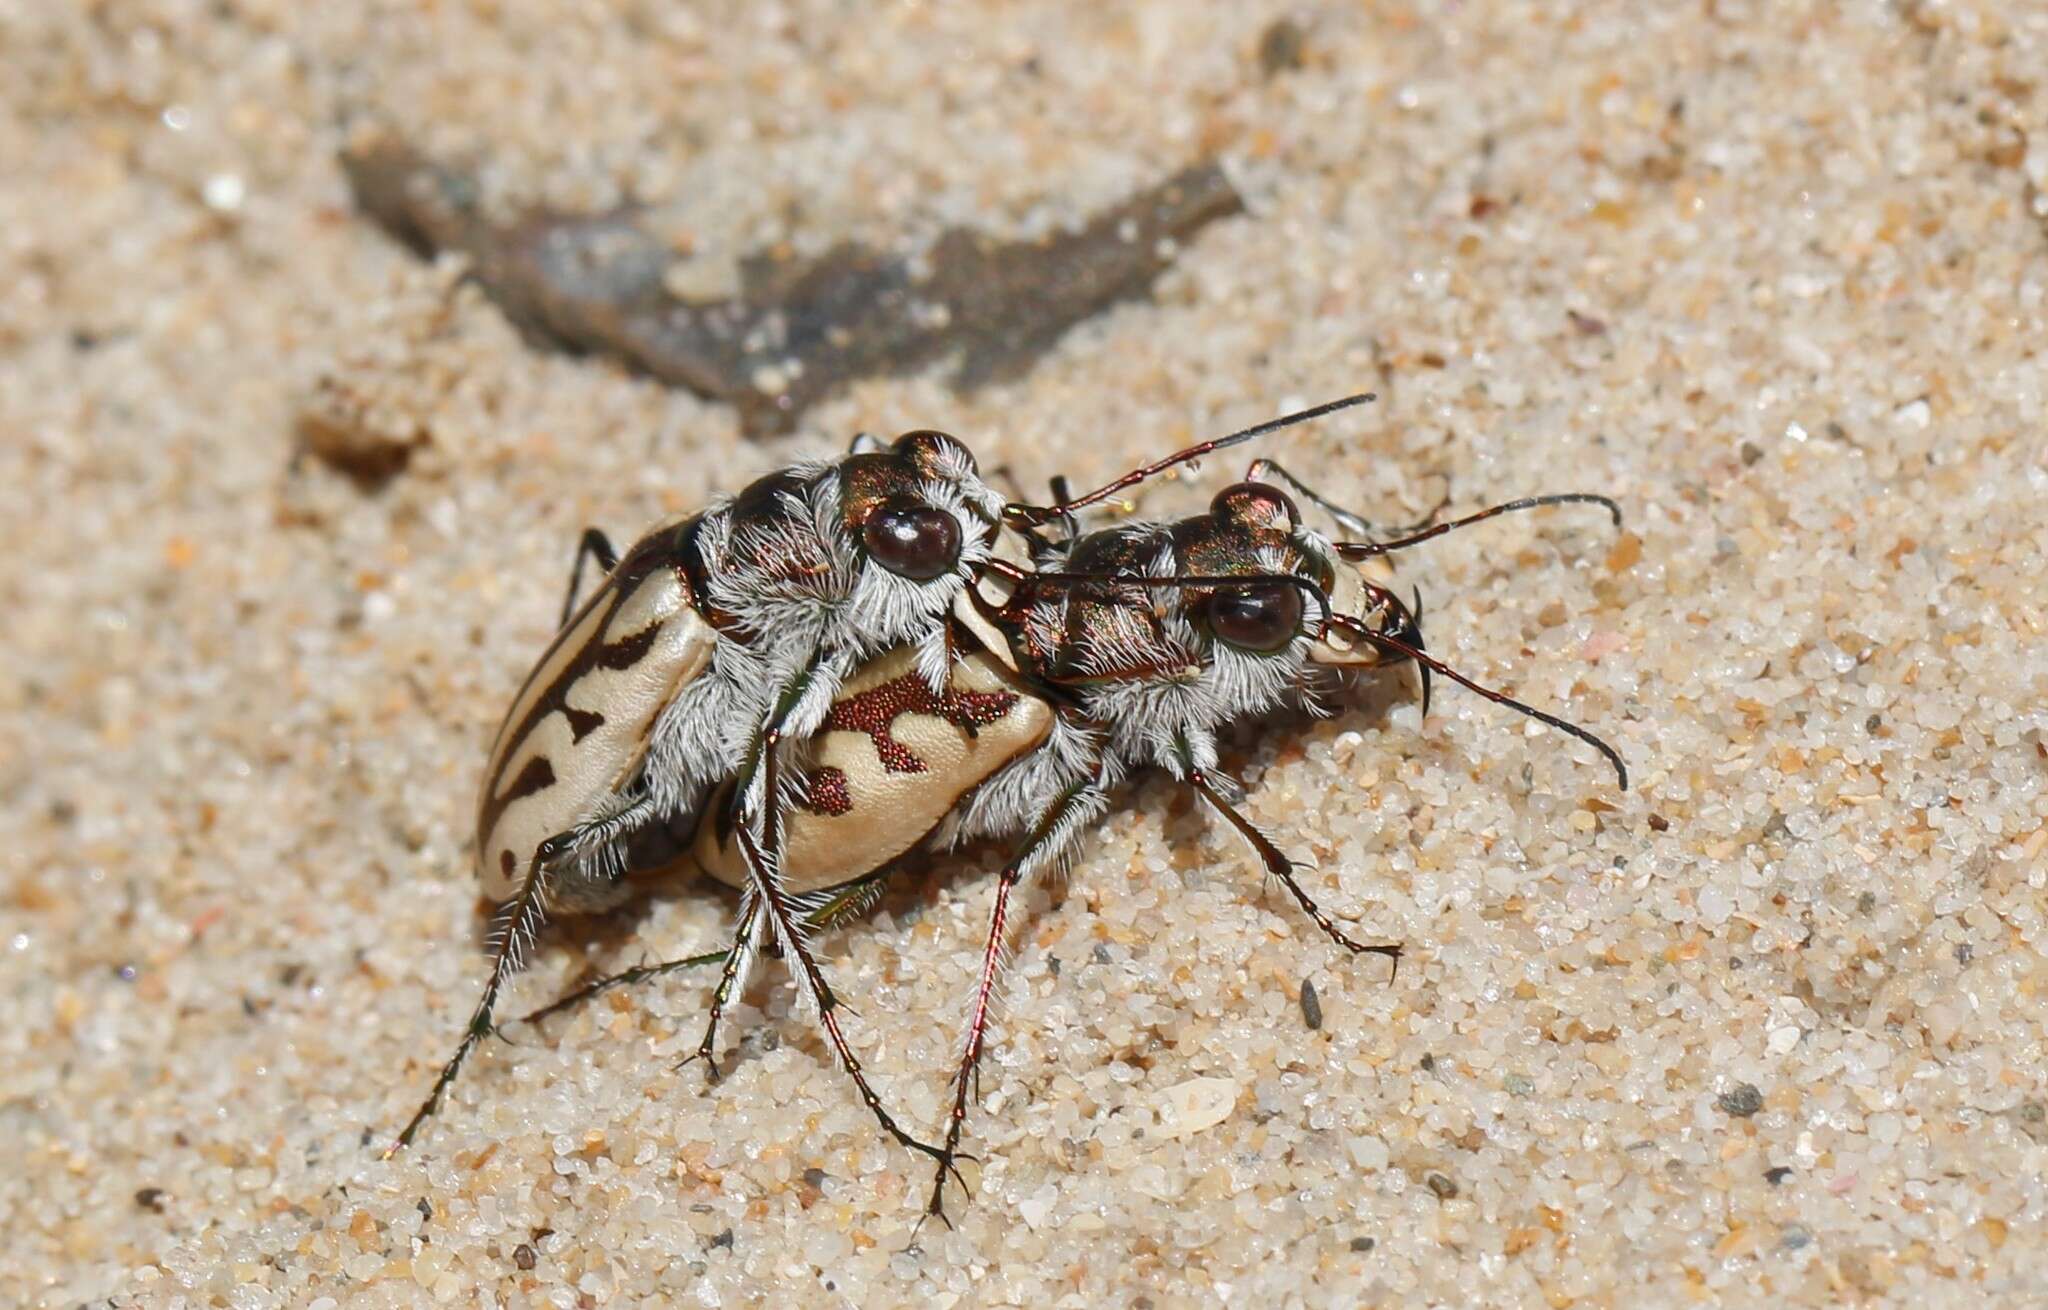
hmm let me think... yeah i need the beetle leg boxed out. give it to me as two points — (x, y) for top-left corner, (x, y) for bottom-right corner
(520, 946), (730, 1027)
(731, 652), (845, 821)
(388, 793), (672, 1153)
(519, 872), (891, 1027)
(677, 894), (765, 1085)
(924, 779), (1110, 1225)
(1244, 458), (1450, 538)
(1047, 475), (1080, 545)
(386, 823), (582, 1156)
(734, 727), (955, 1168)
(1186, 770), (1402, 975)
(558, 527), (620, 628)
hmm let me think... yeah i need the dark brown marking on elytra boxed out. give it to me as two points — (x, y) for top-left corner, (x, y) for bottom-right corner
(800, 766), (853, 816)
(564, 707), (605, 742)
(500, 849), (516, 877)
(477, 546), (687, 857)
(592, 622), (662, 673)
(501, 755), (557, 805)
(819, 673), (1017, 775)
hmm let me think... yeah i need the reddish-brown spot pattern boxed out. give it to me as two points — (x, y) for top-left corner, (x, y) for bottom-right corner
(820, 672), (1017, 774)
(799, 766), (853, 816)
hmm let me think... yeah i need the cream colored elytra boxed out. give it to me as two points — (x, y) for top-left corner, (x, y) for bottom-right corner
(694, 645), (1052, 894)
(477, 559), (713, 901)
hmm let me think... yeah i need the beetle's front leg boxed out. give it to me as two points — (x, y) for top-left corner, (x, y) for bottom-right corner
(731, 651), (851, 821)
(1185, 768), (1402, 973)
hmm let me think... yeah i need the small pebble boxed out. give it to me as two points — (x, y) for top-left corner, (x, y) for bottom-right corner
(1257, 18), (1306, 77)
(1717, 1084), (1765, 1118)
(1158, 1077), (1239, 1138)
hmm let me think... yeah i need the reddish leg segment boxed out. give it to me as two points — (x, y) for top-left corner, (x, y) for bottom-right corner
(1188, 770), (1402, 972)
(733, 725), (955, 1168)
(926, 782), (1105, 1222)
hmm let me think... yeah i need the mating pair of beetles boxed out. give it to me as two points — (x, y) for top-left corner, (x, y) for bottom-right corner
(389, 394), (1627, 1221)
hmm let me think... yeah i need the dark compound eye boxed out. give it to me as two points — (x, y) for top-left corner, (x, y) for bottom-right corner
(863, 501), (962, 580)
(1206, 582), (1304, 652)
(1211, 481), (1299, 530)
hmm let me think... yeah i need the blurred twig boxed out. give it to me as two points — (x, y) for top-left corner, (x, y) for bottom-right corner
(342, 133), (1243, 437)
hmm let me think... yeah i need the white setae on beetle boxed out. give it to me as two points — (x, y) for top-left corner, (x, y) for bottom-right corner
(432, 400), (1629, 1224)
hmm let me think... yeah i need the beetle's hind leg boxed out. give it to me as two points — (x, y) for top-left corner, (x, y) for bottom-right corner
(522, 869), (891, 1031)
(387, 797), (665, 1154)
(387, 827), (576, 1156)
(521, 947), (731, 1027)
(558, 527), (620, 628)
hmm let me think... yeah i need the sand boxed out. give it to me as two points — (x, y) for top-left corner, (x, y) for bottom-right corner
(6, 2), (2047, 1306)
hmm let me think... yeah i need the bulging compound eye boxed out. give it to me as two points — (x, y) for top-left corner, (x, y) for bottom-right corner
(1207, 582), (1305, 652)
(1211, 482), (1299, 531)
(863, 500), (962, 580)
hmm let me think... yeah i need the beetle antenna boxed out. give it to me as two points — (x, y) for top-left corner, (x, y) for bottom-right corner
(1334, 493), (1621, 558)
(1006, 394), (1376, 527)
(1011, 568), (1336, 628)
(1324, 612), (1628, 790)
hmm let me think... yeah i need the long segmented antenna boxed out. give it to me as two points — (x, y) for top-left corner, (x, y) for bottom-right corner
(1005, 394), (1376, 527)
(1322, 609), (1628, 789)
(1335, 493), (1621, 559)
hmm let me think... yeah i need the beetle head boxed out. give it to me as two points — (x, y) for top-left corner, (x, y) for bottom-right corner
(824, 429), (1012, 663)
(841, 430), (1004, 580)
(1171, 480), (1423, 702)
